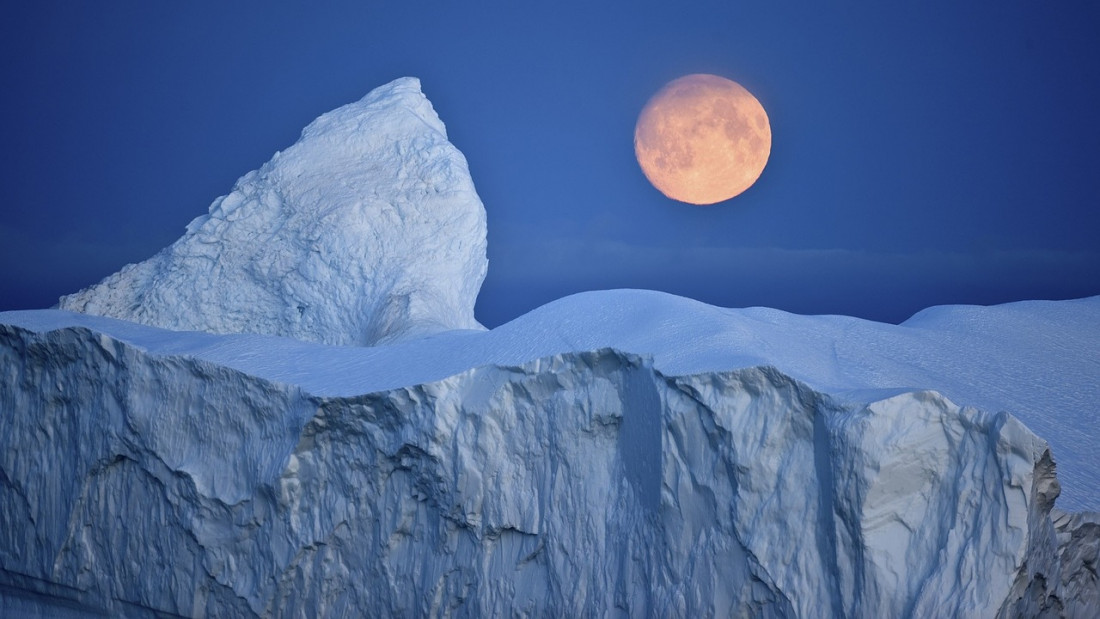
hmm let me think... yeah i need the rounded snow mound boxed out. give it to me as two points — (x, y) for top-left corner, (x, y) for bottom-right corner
(59, 77), (488, 346)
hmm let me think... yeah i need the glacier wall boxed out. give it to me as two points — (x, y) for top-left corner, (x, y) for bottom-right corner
(58, 77), (488, 347)
(2, 321), (1094, 617)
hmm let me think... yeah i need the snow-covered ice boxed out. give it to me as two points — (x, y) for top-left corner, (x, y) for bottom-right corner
(58, 77), (488, 347)
(19, 290), (1100, 511)
(1, 292), (1098, 616)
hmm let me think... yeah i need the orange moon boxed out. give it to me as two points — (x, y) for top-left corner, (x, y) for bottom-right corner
(634, 74), (771, 205)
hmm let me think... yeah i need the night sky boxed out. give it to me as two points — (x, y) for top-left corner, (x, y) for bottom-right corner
(3, 2), (1099, 328)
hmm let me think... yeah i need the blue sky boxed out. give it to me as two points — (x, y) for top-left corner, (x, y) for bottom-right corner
(3, 2), (1099, 326)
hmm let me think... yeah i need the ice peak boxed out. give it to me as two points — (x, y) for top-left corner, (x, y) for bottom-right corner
(60, 77), (489, 346)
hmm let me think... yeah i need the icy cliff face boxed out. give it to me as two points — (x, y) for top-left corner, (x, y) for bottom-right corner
(58, 77), (488, 346)
(2, 298), (1097, 617)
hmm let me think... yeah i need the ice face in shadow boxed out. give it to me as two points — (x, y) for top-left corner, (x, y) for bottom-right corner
(58, 77), (488, 346)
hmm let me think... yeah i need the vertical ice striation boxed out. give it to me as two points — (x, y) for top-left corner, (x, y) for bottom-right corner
(59, 77), (488, 346)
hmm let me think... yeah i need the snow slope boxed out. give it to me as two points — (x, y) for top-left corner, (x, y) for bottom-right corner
(58, 77), (488, 346)
(1, 293), (1097, 617)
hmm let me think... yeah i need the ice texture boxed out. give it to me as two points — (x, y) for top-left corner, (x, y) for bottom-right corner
(2, 293), (1098, 617)
(58, 77), (488, 346)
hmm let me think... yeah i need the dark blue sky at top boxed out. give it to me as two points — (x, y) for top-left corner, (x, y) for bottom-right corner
(2, 2), (1098, 327)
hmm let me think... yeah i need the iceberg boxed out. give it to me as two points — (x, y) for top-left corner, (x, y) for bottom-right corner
(58, 78), (488, 347)
(1, 78), (1097, 616)
(2, 293), (1098, 616)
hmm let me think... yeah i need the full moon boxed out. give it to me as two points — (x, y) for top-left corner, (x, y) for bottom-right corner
(634, 74), (771, 205)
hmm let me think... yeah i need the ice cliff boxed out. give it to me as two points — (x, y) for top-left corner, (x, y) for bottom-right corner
(58, 77), (488, 346)
(1, 293), (1098, 617)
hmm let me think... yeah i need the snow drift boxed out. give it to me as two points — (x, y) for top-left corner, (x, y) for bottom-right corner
(58, 77), (488, 347)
